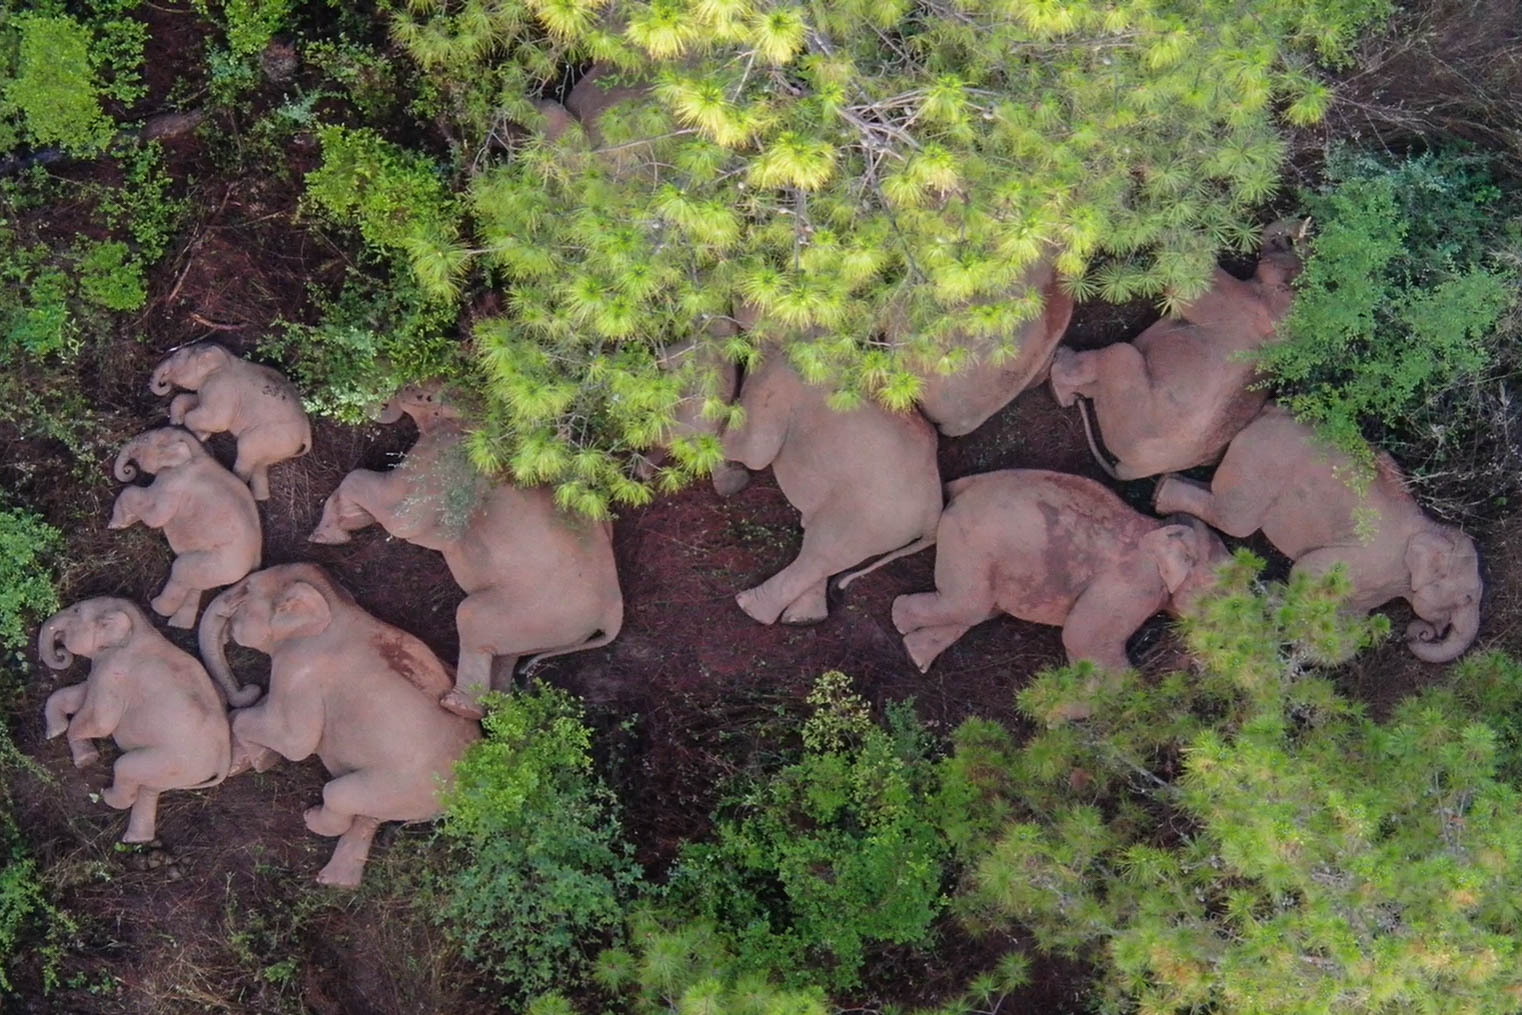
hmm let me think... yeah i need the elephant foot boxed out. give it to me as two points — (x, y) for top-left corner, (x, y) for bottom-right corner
(122, 822), (157, 844)
(780, 586), (828, 625)
(44, 717), (68, 740)
(166, 600), (200, 630)
(71, 743), (100, 768)
(711, 462), (752, 498)
(308, 527), (352, 545)
(100, 784), (135, 810)
(228, 739), (280, 776)
(305, 805), (354, 838)
(315, 859), (364, 889)
(316, 816), (380, 888)
(440, 690), (486, 721)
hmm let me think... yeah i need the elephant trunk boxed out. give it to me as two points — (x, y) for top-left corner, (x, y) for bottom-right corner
(198, 584), (262, 707)
(149, 359), (174, 396)
(1406, 602), (1480, 664)
(114, 437), (146, 482)
(37, 612), (73, 670)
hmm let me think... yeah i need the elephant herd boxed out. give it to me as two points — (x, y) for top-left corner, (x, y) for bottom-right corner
(35, 219), (1483, 887)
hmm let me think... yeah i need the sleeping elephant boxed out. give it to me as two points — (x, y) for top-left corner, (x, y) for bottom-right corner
(309, 384), (624, 721)
(1153, 404), (1483, 662)
(887, 260), (1076, 437)
(38, 598), (231, 843)
(109, 427), (261, 628)
(198, 564), (480, 886)
(149, 342), (312, 500)
(723, 353), (943, 625)
(1048, 218), (1309, 479)
(892, 470), (1228, 677)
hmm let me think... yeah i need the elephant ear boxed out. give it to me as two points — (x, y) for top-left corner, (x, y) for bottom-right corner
(161, 434), (195, 468)
(1406, 530), (1457, 594)
(96, 607), (134, 649)
(272, 581), (332, 642)
(1139, 524), (1199, 595)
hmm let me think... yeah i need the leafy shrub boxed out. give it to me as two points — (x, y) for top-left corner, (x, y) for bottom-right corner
(959, 556), (1522, 1015)
(1259, 148), (1522, 491)
(0, 13), (113, 155)
(0, 501), (60, 663)
(667, 672), (953, 990)
(436, 686), (642, 1003)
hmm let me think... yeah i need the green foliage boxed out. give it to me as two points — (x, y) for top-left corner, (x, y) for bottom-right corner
(960, 555), (1522, 1015)
(192, 0), (295, 58)
(667, 671), (952, 990)
(1260, 148), (1522, 477)
(539, 908), (831, 1014)
(437, 685), (643, 1003)
(0, 500), (60, 664)
(305, 126), (461, 260)
(325, 0), (1400, 514)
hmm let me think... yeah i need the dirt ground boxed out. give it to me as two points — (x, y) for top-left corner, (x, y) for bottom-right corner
(5, 2), (1522, 1013)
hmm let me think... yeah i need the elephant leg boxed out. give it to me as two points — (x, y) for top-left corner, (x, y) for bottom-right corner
(902, 621), (976, 673)
(1060, 582), (1154, 676)
(168, 392), (199, 426)
(736, 513), (873, 625)
(43, 684), (87, 740)
(891, 589), (993, 635)
(101, 746), (173, 813)
(123, 788), (162, 843)
(1154, 474), (1263, 538)
(779, 579), (829, 625)
(232, 447), (272, 501)
(227, 731), (280, 776)
(156, 550), (233, 628)
(316, 816), (382, 888)
(305, 769), (390, 838)
(182, 401), (232, 441)
(442, 596), (501, 719)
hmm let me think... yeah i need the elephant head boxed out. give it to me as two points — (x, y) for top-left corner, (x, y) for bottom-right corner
(375, 382), (462, 433)
(1143, 515), (1231, 617)
(113, 427), (202, 482)
(38, 599), (141, 670)
(199, 565), (343, 707)
(1403, 527), (1482, 663)
(1255, 216), (1311, 290)
(149, 343), (233, 396)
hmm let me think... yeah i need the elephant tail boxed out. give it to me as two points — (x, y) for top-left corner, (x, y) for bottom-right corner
(1077, 398), (1122, 481)
(836, 533), (937, 591)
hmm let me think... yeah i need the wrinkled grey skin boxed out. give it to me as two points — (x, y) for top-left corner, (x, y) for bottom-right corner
(38, 597), (231, 843)
(722, 354), (944, 625)
(198, 563), (479, 886)
(110, 427), (261, 628)
(1048, 219), (1309, 479)
(309, 384), (624, 721)
(893, 470), (1228, 681)
(148, 342), (311, 500)
(1154, 404), (1483, 663)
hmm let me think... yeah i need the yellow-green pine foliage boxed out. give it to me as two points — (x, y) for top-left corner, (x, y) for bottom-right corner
(959, 555), (1522, 1014)
(356, 0), (1396, 514)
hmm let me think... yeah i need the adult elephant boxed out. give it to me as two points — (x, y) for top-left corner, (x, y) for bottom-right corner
(38, 598), (231, 843)
(110, 427), (261, 627)
(148, 342), (311, 500)
(198, 564), (479, 886)
(1048, 218), (1309, 479)
(892, 470), (1228, 677)
(1154, 405), (1482, 662)
(309, 384), (623, 721)
(723, 352), (943, 625)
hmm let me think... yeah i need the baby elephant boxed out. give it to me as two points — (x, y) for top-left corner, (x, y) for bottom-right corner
(110, 427), (261, 628)
(149, 342), (311, 500)
(723, 353), (943, 625)
(310, 384), (623, 720)
(38, 598), (232, 843)
(892, 470), (1228, 676)
(1154, 405), (1483, 662)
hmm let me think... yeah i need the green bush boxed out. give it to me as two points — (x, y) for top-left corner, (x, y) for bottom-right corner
(1259, 148), (1522, 485)
(667, 672), (953, 990)
(0, 500), (60, 664)
(436, 685), (642, 1003)
(958, 555), (1522, 1015)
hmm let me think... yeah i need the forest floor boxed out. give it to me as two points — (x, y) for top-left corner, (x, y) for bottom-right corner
(4, 2), (1522, 1013)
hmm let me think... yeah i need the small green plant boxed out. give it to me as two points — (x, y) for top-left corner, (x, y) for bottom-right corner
(0, 500), (61, 664)
(667, 671), (953, 990)
(958, 555), (1522, 1015)
(437, 685), (642, 1003)
(1259, 148), (1522, 486)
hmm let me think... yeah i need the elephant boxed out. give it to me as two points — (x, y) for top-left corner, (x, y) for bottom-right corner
(109, 427), (262, 628)
(198, 564), (480, 886)
(1153, 404), (1483, 662)
(886, 260), (1076, 437)
(148, 342), (312, 500)
(722, 352), (944, 625)
(1047, 218), (1309, 479)
(38, 598), (232, 843)
(891, 470), (1229, 679)
(309, 384), (624, 720)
